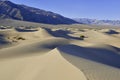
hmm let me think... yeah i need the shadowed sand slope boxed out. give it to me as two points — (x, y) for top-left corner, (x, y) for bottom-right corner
(58, 44), (120, 68)
(57, 44), (120, 80)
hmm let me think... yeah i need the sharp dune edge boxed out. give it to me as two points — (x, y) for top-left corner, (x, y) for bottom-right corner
(0, 27), (120, 80)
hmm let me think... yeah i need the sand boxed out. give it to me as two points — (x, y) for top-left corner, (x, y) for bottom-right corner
(0, 27), (120, 80)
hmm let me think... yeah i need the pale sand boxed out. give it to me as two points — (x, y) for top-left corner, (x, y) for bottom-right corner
(0, 27), (120, 80)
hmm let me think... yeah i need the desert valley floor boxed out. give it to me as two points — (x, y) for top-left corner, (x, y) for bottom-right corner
(0, 25), (120, 80)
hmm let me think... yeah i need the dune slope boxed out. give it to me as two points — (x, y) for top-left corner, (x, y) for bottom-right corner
(58, 44), (120, 80)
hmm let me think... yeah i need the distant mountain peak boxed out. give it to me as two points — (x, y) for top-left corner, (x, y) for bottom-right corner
(0, 0), (78, 24)
(73, 18), (120, 26)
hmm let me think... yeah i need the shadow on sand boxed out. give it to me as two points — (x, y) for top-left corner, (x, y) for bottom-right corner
(58, 44), (120, 69)
(15, 28), (38, 32)
(105, 30), (119, 34)
(45, 28), (84, 40)
(0, 34), (10, 45)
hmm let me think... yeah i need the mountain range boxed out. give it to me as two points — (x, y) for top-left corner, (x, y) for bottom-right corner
(73, 18), (120, 26)
(0, 0), (78, 24)
(1, 0), (120, 26)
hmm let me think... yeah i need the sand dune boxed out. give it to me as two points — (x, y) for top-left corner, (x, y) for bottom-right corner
(58, 45), (120, 80)
(0, 37), (69, 59)
(72, 30), (120, 47)
(58, 44), (120, 68)
(0, 28), (55, 48)
(0, 27), (120, 80)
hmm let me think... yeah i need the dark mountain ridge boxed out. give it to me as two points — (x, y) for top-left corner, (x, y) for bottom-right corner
(0, 0), (78, 24)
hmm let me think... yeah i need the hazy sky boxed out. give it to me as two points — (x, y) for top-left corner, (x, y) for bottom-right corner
(10, 0), (120, 20)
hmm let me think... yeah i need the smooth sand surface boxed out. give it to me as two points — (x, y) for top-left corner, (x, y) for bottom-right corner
(0, 27), (120, 80)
